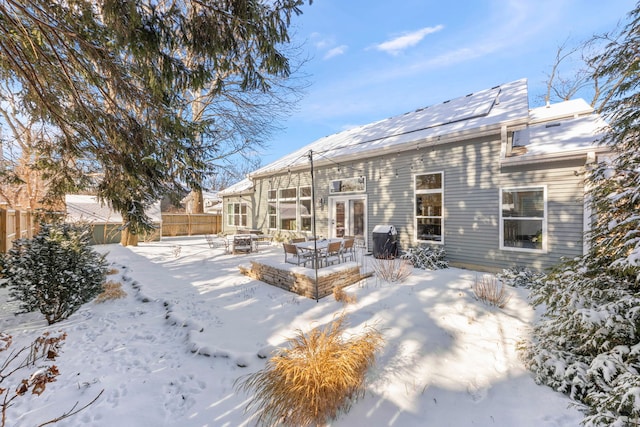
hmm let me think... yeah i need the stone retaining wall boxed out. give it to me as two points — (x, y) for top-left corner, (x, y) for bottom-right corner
(239, 261), (367, 299)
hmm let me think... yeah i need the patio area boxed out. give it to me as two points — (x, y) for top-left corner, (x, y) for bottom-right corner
(202, 234), (371, 299)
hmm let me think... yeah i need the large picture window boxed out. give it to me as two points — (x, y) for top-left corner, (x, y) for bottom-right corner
(500, 187), (546, 252)
(227, 202), (248, 227)
(415, 172), (443, 242)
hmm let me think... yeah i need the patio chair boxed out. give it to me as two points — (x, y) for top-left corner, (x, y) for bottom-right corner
(341, 238), (356, 262)
(283, 243), (312, 267)
(233, 235), (252, 254)
(291, 237), (306, 243)
(254, 234), (273, 251)
(321, 241), (342, 267)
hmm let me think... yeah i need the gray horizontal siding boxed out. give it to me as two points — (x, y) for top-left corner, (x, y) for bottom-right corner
(241, 133), (588, 272)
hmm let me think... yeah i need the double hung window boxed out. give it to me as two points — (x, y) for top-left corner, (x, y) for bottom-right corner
(227, 202), (248, 227)
(279, 188), (297, 231)
(500, 187), (546, 251)
(299, 186), (312, 231)
(267, 190), (277, 229)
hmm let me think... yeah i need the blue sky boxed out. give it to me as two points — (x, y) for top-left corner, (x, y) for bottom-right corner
(257, 0), (635, 166)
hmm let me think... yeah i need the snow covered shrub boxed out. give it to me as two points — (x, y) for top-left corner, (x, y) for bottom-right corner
(236, 314), (383, 427)
(472, 275), (511, 308)
(370, 257), (413, 283)
(401, 245), (448, 270)
(496, 266), (545, 289)
(522, 5), (640, 424)
(522, 256), (640, 426)
(0, 222), (108, 324)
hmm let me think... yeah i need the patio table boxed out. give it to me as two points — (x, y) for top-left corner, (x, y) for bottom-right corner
(294, 238), (344, 268)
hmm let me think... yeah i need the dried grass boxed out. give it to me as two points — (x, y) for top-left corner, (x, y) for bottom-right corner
(371, 257), (413, 283)
(472, 275), (511, 308)
(106, 267), (120, 276)
(333, 286), (357, 304)
(94, 280), (127, 303)
(236, 314), (383, 427)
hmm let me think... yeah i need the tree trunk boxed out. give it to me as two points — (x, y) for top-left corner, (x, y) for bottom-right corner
(120, 225), (138, 246)
(191, 189), (204, 214)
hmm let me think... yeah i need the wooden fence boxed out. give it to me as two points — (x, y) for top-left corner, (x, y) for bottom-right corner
(0, 210), (222, 252)
(0, 208), (37, 253)
(161, 213), (222, 237)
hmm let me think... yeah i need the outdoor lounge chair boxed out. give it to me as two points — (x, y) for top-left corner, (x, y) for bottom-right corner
(283, 243), (312, 267)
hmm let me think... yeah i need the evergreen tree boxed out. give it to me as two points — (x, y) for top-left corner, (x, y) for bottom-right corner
(0, 0), (310, 239)
(0, 223), (108, 325)
(524, 3), (640, 425)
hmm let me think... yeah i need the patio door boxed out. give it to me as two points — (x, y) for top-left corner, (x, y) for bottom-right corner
(329, 196), (367, 241)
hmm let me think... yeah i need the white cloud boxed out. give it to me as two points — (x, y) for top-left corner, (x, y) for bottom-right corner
(323, 45), (348, 60)
(375, 25), (445, 55)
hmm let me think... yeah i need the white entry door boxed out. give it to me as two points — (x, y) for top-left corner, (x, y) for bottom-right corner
(328, 196), (367, 241)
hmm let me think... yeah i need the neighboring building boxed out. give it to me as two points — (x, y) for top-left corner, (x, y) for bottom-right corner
(65, 195), (162, 244)
(219, 79), (609, 272)
(181, 191), (223, 214)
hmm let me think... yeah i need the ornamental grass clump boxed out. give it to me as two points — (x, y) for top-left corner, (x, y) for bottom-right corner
(236, 314), (383, 427)
(333, 286), (357, 304)
(371, 257), (413, 284)
(94, 280), (127, 303)
(472, 274), (511, 309)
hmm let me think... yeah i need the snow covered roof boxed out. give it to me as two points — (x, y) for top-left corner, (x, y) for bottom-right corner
(181, 191), (221, 204)
(217, 178), (253, 197)
(505, 100), (610, 165)
(65, 195), (162, 223)
(250, 79), (530, 177)
(529, 98), (594, 123)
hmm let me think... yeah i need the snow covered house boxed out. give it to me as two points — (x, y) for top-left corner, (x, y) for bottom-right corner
(219, 79), (609, 272)
(65, 195), (162, 244)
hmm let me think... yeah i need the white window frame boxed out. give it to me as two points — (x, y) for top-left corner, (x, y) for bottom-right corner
(299, 186), (312, 232)
(278, 187), (297, 231)
(227, 202), (248, 227)
(414, 171), (444, 244)
(267, 189), (277, 230)
(499, 186), (547, 253)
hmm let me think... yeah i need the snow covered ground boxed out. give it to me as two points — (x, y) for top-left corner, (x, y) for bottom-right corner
(0, 236), (583, 426)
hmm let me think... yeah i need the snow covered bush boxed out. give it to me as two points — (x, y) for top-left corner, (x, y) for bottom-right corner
(400, 245), (448, 270)
(496, 266), (545, 289)
(0, 222), (108, 324)
(236, 314), (383, 427)
(522, 5), (640, 424)
(523, 257), (640, 426)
